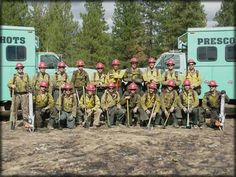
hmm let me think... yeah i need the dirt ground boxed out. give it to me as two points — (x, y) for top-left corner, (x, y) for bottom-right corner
(1, 117), (235, 177)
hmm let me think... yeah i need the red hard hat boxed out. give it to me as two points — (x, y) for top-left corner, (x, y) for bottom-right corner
(63, 83), (73, 90)
(208, 80), (218, 87)
(39, 81), (48, 88)
(86, 83), (96, 91)
(38, 62), (47, 68)
(148, 82), (157, 89)
(112, 59), (120, 65)
(96, 62), (104, 69)
(167, 80), (175, 87)
(107, 82), (115, 88)
(128, 82), (138, 90)
(130, 57), (138, 63)
(148, 57), (156, 63)
(58, 61), (66, 68)
(183, 79), (191, 86)
(76, 60), (85, 66)
(166, 59), (175, 65)
(188, 59), (196, 65)
(15, 63), (24, 69)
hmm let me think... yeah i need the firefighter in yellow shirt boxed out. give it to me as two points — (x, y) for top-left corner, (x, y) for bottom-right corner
(142, 57), (162, 92)
(101, 82), (125, 127)
(105, 59), (125, 96)
(178, 79), (200, 128)
(161, 59), (181, 92)
(31, 62), (52, 95)
(182, 59), (202, 95)
(120, 82), (141, 126)
(55, 83), (77, 129)
(71, 59), (90, 97)
(160, 80), (179, 127)
(92, 62), (107, 100)
(8, 63), (31, 128)
(79, 83), (102, 128)
(123, 57), (143, 95)
(51, 61), (69, 101)
(139, 82), (161, 127)
(33, 81), (54, 130)
(202, 80), (230, 129)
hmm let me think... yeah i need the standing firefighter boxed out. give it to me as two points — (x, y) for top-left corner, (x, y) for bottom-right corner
(33, 81), (54, 130)
(202, 80), (230, 129)
(142, 57), (162, 92)
(31, 62), (52, 95)
(71, 59), (90, 97)
(79, 83), (102, 128)
(123, 57), (143, 95)
(139, 82), (161, 127)
(8, 63), (31, 129)
(120, 82), (141, 126)
(51, 61), (69, 101)
(161, 59), (181, 92)
(182, 59), (202, 95)
(105, 59), (124, 96)
(101, 82), (125, 126)
(178, 79), (200, 128)
(55, 83), (77, 129)
(160, 80), (179, 128)
(92, 62), (107, 100)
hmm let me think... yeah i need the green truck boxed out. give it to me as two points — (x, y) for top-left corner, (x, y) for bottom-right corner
(155, 27), (236, 101)
(0, 25), (95, 115)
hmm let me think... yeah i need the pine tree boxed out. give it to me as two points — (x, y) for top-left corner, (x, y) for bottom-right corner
(43, 1), (79, 66)
(112, 1), (146, 67)
(140, 1), (168, 58)
(28, 2), (47, 51)
(1, 0), (29, 26)
(214, 0), (235, 26)
(157, 1), (206, 51)
(77, 1), (111, 68)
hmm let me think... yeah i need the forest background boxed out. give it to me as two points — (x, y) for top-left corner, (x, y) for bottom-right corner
(1, 0), (235, 69)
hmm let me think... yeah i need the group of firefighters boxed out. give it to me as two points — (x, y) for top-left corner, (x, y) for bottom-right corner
(8, 56), (229, 131)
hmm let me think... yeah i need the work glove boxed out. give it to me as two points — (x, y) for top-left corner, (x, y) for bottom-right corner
(125, 96), (131, 100)
(103, 106), (108, 111)
(68, 115), (74, 121)
(205, 108), (211, 115)
(41, 108), (47, 113)
(183, 107), (188, 113)
(146, 109), (151, 115)
(151, 112), (157, 119)
(169, 106), (175, 113)
(133, 107), (138, 113)
(86, 109), (93, 115)
(164, 110), (169, 118)
(188, 107), (193, 113)
(57, 107), (62, 112)
(117, 104), (121, 109)
(11, 85), (16, 89)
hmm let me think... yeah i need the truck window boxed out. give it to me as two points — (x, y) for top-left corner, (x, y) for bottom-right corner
(197, 46), (217, 61)
(156, 54), (180, 70)
(225, 44), (236, 62)
(6, 46), (26, 61)
(40, 55), (59, 69)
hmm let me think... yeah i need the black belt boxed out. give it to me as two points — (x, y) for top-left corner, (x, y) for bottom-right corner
(15, 92), (28, 95)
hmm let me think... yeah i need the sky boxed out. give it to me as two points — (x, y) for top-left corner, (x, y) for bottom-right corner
(71, 1), (222, 31)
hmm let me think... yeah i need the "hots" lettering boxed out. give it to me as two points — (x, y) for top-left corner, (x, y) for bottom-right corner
(0, 36), (25, 44)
